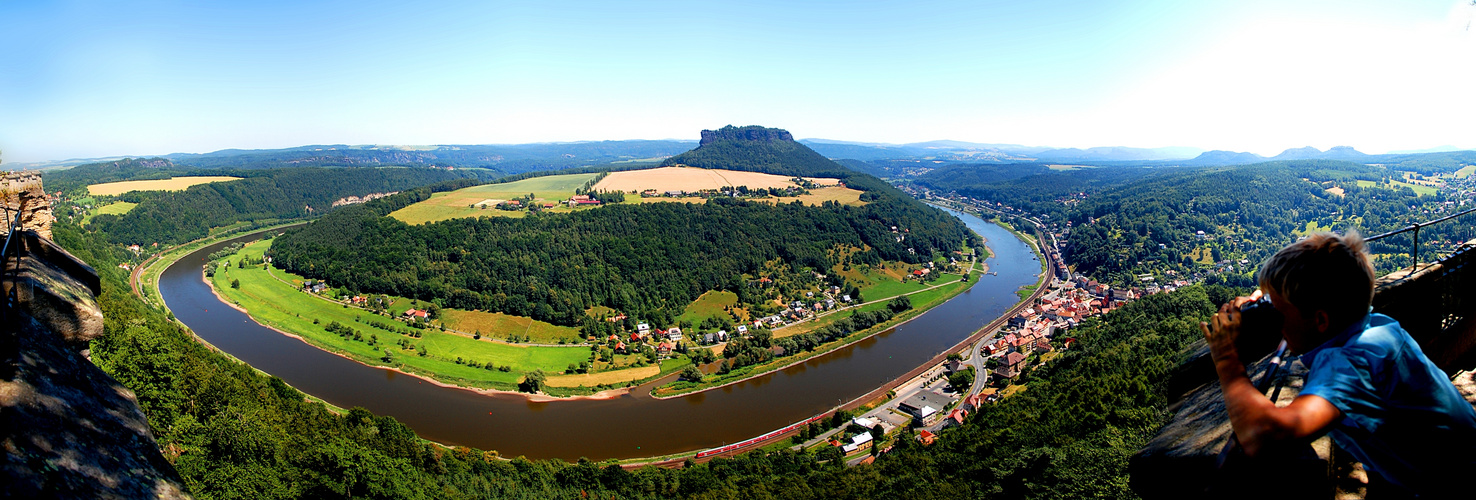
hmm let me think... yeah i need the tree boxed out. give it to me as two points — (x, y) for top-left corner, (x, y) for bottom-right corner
(887, 295), (913, 313)
(948, 366), (975, 391)
(230, 279), (240, 289)
(518, 370), (546, 394)
(870, 424), (886, 456)
(680, 365), (704, 383)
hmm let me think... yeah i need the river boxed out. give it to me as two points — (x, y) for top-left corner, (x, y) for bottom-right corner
(159, 206), (1039, 460)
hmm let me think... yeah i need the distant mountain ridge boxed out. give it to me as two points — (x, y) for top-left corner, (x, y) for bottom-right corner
(1185, 145), (1372, 165)
(13, 141), (698, 174)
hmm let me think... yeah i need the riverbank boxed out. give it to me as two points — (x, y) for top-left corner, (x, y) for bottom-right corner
(158, 206), (1045, 460)
(646, 210), (994, 399)
(205, 272), (633, 404)
(206, 239), (689, 399)
(650, 264), (982, 399)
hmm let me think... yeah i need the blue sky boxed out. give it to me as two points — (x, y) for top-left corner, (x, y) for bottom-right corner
(2, 0), (1473, 163)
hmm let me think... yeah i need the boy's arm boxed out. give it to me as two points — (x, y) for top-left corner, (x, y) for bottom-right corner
(1203, 301), (1342, 456)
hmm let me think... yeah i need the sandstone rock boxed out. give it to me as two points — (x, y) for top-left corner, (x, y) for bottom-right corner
(1, 171), (53, 240)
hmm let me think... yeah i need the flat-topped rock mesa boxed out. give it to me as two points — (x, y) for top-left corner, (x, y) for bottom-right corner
(664, 125), (845, 177)
(699, 125), (795, 145)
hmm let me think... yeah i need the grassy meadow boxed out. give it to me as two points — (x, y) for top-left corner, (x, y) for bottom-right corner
(1356, 178), (1438, 196)
(676, 290), (743, 326)
(388, 173), (599, 225)
(439, 309), (582, 344)
(210, 239), (589, 390)
(82, 201), (137, 223)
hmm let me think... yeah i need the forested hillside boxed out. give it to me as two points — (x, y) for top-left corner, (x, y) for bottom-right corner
(272, 129), (972, 328)
(919, 159), (1473, 285)
(88, 167), (489, 245)
(272, 190), (970, 328)
(42, 157), (189, 194)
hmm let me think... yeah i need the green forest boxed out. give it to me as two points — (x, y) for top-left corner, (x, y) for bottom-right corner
(80, 167), (489, 246)
(918, 159), (1475, 285)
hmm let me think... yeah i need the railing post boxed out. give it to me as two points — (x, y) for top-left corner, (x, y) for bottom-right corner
(1412, 223), (1421, 270)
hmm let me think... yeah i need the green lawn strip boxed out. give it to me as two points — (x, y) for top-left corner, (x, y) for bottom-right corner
(1016, 284), (1039, 300)
(83, 201), (137, 224)
(652, 273), (977, 398)
(440, 310), (582, 344)
(676, 290), (739, 325)
(211, 240), (588, 390)
(136, 220), (303, 311)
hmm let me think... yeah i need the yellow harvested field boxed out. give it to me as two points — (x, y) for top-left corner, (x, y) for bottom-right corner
(87, 176), (242, 196)
(592, 166), (840, 192)
(1325, 186), (1345, 197)
(545, 365), (659, 387)
(753, 186), (865, 206)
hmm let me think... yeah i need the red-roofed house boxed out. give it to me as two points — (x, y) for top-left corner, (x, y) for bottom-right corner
(942, 409), (968, 428)
(994, 351), (1028, 380)
(403, 309), (429, 319)
(1034, 338), (1054, 354)
(963, 393), (983, 412)
(918, 430), (936, 445)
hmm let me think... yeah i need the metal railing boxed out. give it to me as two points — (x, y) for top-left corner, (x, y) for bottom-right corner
(1365, 206), (1476, 270)
(1, 205), (22, 333)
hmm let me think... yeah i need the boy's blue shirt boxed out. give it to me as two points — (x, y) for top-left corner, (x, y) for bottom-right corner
(1299, 312), (1476, 494)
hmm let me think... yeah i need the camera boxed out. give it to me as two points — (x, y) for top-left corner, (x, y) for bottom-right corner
(1239, 296), (1284, 335)
(1235, 295), (1285, 357)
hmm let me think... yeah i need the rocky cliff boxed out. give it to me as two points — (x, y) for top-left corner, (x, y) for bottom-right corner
(1, 171), (55, 240)
(1, 176), (188, 498)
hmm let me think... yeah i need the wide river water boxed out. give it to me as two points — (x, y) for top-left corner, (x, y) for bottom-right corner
(160, 207), (1039, 460)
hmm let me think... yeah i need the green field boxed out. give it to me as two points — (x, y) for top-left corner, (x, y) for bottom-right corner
(1357, 179), (1437, 196)
(210, 240), (589, 389)
(439, 309), (582, 344)
(1455, 165), (1476, 178)
(82, 201), (137, 223)
(388, 173), (600, 225)
(676, 290), (740, 325)
(838, 262), (952, 301)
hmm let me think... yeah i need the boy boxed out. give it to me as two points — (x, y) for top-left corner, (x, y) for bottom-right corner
(1202, 232), (1476, 497)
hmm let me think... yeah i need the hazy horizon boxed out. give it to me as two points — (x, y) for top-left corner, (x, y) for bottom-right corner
(3, 0), (1473, 163)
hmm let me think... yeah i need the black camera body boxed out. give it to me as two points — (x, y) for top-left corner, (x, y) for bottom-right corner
(1236, 295), (1285, 356)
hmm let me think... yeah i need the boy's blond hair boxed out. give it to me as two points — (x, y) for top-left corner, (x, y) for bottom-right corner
(1257, 231), (1376, 327)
